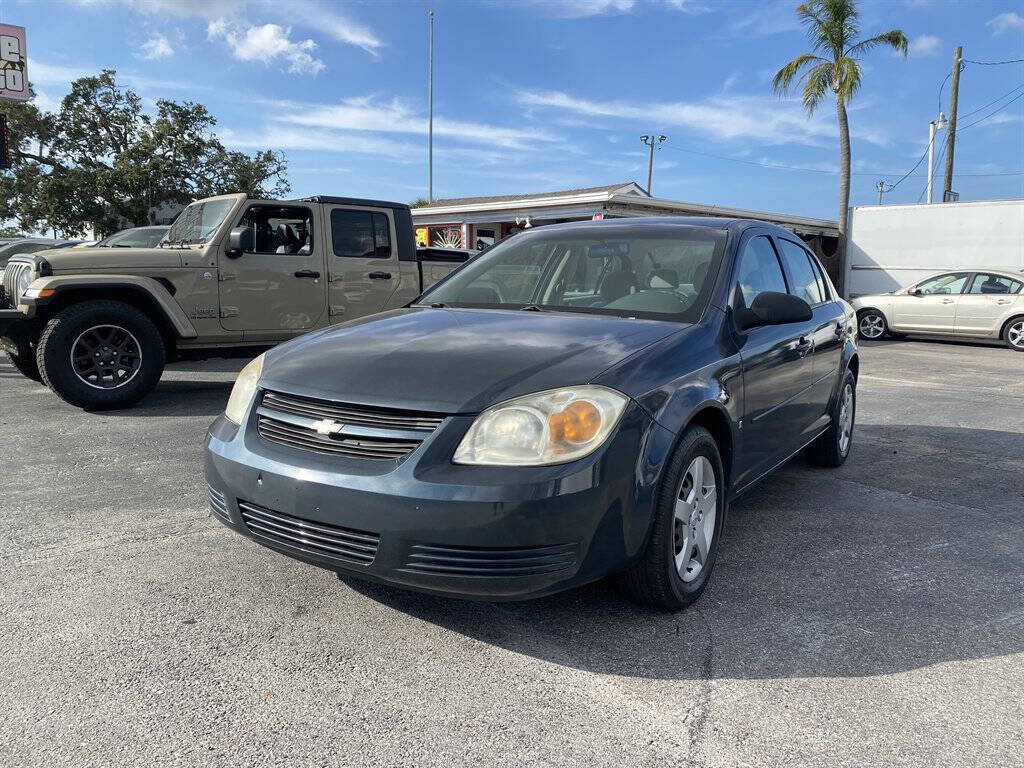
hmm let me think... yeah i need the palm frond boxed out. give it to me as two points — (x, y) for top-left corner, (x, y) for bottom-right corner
(798, 61), (834, 115)
(846, 29), (908, 57)
(773, 53), (827, 96)
(834, 56), (862, 101)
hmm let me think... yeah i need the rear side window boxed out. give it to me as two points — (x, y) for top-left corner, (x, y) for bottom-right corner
(736, 235), (788, 308)
(331, 210), (393, 259)
(776, 238), (823, 305)
(968, 273), (1023, 295)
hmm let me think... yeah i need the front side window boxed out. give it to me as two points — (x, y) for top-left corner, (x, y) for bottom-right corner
(331, 210), (392, 259)
(968, 273), (1023, 295)
(419, 226), (727, 322)
(736, 235), (788, 308)
(237, 206), (313, 255)
(776, 238), (823, 305)
(915, 273), (970, 295)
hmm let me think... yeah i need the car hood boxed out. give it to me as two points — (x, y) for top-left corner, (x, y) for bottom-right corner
(41, 246), (188, 271)
(261, 307), (683, 414)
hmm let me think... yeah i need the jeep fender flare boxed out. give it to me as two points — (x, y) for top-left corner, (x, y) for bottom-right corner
(24, 275), (198, 339)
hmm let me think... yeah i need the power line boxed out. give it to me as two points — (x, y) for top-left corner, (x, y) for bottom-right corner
(964, 57), (1024, 66)
(959, 90), (1024, 131)
(958, 82), (1024, 119)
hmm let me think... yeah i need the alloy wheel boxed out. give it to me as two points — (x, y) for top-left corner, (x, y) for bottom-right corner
(673, 455), (717, 583)
(70, 325), (143, 389)
(1008, 320), (1024, 350)
(838, 382), (854, 455)
(858, 313), (885, 339)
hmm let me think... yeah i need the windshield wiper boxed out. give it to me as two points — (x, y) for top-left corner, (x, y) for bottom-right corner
(520, 304), (546, 312)
(429, 302), (448, 308)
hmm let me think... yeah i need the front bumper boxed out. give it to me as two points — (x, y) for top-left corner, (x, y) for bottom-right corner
(204, 401), (672, 601)
(0, 308), (34, 352)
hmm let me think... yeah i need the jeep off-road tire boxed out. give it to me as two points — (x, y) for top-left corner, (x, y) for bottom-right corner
(5, 337), (43, 383)
(36, 300), (166, 410)
(618, 425), (726, 612)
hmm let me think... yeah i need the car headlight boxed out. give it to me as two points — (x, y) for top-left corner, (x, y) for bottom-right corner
(16, 269), (32, 300)
(453, 386), (629, 466)
(224, 353), (265, 425)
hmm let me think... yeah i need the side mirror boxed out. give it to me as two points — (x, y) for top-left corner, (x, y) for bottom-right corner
(735, 291), (812, 331)
(910, 287), (923, 296)
(226, 226), (254, 258)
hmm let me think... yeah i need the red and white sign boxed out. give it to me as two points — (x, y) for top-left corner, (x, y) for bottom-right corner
(0, 24), (28, 102)
(592, 211), (604, 221)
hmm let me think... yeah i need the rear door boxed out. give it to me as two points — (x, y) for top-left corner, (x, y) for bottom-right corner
(774, 236), (845, 425)
(218, 203), (327, 337)
(733, 232), (815, 487)
(955, 272), (1024, 335)
(323, 205), (401, 323)
(891, 272), (970, 332)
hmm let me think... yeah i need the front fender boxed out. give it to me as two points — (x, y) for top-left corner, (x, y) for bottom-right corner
(22, 274), (198, 338)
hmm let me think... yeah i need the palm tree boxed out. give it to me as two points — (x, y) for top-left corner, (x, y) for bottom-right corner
(773, 0), (906, 291)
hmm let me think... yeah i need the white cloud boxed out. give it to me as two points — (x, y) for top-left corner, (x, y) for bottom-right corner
(908, 34), (940, 57)
(207, 20), (325, 75)
(220, 125), (418, 159)
(722, 72), (740, 91)
(138, 33), (174, 60)
(527, 0), (635, 18)
(986, 12), (1024, 34)
(285, 0), (382, 56)
(516, 88), (891, 147)
(276, 95), (558, 150)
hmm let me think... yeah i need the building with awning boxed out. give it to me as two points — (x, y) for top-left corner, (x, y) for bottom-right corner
(411, 181), (841, 281)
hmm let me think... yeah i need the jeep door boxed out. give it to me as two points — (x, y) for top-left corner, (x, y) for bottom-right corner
(732, 232), (816, 487)
(321, 205), (402, 323)
(218, 203), (327, 339)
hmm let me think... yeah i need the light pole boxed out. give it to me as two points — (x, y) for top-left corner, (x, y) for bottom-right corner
(926, 111), (947, 204)
(427, 10), (434, 203)
(640, 133), (667, 195)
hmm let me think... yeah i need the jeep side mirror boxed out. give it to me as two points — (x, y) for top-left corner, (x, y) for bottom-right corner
(227, 226), (254, 258)
(735, 291), (812, 331)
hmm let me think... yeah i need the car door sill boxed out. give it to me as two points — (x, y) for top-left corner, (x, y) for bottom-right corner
(731, 421), (832, 500)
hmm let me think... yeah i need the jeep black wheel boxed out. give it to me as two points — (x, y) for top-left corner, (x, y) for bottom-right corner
(36, 300), (166, 410)
(5, 337), (43, 383)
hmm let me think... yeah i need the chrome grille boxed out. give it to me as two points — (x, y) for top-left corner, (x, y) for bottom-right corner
(401, 542), (579, 577)
(208, 485), (230, 524)
(238, 501), (379, 566)
(261, 390), (444, 431)
(2, 262), (29, 306)
(256, 390), (446, 460)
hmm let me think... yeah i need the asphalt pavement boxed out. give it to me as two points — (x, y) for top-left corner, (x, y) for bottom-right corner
(1, 339), (1022, 767)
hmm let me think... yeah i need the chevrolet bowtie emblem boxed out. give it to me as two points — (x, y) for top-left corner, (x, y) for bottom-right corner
(310, 418), (343, 435)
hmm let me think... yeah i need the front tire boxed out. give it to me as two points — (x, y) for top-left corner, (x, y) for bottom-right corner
(857, 309), (888, 340)
(619, 425), (726, 611)
(805, 369), (856, 467)
(36, 300), (166, 410)
(5, 337), (43, 383)
(1003, 317), (1024, 352)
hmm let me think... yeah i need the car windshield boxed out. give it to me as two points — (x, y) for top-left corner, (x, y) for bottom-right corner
(164, 199), (236, 246)
(99, 227), (169, 248)
(417, 225), (727, 322)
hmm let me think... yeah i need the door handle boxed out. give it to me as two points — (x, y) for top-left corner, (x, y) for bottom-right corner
(368, 271), (392, 280)
(997, 299), (1012, 305)
(834, 322), (844, 338)
(796, 336), (813, 357)
(294, 269), (321, 279)
(941, 298), (955, 304)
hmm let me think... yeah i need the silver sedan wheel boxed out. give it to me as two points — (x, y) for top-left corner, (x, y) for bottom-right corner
(858, 312), (886, 339)
(1008, 320), (1024, 350)
(673, 455), (717, 583)
(838, 382), (854, 455)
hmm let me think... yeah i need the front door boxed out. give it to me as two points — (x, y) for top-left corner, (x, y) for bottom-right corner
(733, 233), (815, 487)
(891, 272), (970, 332)
(322, 205), (402, 324)
(955, 272), (1024, 335)
(218, 203), (327, 337)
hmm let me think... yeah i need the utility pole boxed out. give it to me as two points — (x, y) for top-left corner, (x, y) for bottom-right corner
(427, 10), (434, 203)
(942, 45), (962, 200)
(640, 133), (667, 195)
(876, 180), (885, 205)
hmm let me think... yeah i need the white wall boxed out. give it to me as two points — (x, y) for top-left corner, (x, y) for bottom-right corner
(846, 199), (1024, 297)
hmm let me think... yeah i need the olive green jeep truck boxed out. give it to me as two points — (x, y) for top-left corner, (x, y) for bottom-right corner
(0, 194), (470, 410)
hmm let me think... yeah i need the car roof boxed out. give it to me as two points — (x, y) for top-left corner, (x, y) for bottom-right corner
(524, 216), (791, 236)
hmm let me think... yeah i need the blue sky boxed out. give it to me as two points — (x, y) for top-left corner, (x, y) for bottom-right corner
(7, 0), (1024, 220)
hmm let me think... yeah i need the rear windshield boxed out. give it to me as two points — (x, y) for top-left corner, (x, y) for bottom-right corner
(417, 225), (727, 323)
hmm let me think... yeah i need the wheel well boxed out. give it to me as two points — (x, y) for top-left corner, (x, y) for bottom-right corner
(688, 406), (733, 489)
(856, 307), (884, 319)
(1000, 314), (1024, 340)
(39, 288), (178, 353)
(847, 353), (859, 380)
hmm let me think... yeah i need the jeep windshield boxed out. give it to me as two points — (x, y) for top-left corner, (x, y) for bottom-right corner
(416, 225), (726, 323)
(164, 199), (236, 246)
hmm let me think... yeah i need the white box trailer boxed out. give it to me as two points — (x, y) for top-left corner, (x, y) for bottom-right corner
(845, 199), (1024, 297)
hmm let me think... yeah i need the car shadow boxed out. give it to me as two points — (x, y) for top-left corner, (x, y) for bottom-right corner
(344, 424), (1024, 681)
(108, 379), (234, 418)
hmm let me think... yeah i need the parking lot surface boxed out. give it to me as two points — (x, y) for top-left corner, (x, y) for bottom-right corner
(1, 339), (1022, 767)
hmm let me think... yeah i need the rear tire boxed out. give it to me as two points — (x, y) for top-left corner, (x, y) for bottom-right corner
(805, 369), (856, 467)
(1003, 316), (1024, 352)
(36, 300), (166, 410)
(5, 337), (42, 383)
(618, 425), (725, 611)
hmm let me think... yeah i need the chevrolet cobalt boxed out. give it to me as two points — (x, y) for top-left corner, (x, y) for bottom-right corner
(205, 218), (859, 610)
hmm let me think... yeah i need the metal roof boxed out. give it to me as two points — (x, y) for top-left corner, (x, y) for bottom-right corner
(423, 182), (648, 208)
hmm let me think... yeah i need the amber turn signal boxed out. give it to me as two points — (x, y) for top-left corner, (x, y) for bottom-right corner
(549, 400), (602, 445)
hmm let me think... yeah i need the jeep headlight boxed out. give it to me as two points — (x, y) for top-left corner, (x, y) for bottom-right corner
(224, 353), (265, 425)
(16, 269), (32, 300)
(453, 386), (628, 466)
